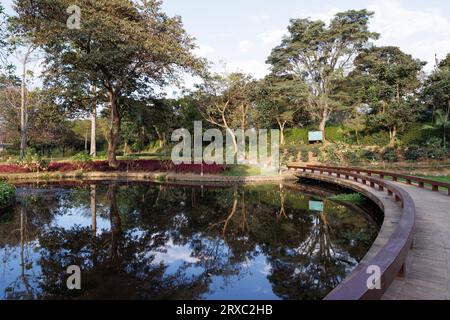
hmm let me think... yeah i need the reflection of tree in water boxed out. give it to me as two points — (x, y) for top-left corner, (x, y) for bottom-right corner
(1, 191), (60, 299)
(0, 182), (378, 300)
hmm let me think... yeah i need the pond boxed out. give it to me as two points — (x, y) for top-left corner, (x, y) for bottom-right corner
(0, 180), (381, 300)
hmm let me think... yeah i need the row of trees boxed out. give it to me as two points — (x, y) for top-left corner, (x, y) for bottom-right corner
(1, 2), (449, 167)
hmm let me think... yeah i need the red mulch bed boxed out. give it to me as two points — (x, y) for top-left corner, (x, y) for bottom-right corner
(1, 160), (225, 174)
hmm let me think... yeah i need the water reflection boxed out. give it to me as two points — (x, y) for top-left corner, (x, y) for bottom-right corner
(0, 181), (380, 300)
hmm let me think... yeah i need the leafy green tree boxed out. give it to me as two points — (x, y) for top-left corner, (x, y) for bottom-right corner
(14, 0), (204, 167)
(252, 74), (306, 145)
(423, 54), (450, 114)
(422, 54), (450, 149)
(350, 46), (426, 146)
(195, 72), (256, 154)
(422, 109), (450, 150)
(267, 10), (379, 133)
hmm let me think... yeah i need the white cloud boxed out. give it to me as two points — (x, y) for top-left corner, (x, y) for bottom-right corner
(294, 0), (450, 71)
(225, 60), (270, 79)
(193, 43), (215, 57)
(368, 0), (450, 70)
(239, 40), (254, 53)
(258, 29), (287, 46)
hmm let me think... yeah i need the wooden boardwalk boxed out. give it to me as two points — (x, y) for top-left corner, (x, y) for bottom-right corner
(382, 183), (450, 300)
(293, 167), (450, 300)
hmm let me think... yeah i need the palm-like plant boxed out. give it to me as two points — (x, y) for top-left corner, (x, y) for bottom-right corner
(423, 108), (450, 150)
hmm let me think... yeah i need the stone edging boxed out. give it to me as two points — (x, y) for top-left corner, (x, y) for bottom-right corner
(0, 170), (297, 184)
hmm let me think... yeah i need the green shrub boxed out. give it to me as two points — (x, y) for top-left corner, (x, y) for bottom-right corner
(360, 131), (390, 146)
(382, 147), (399, 162)
(404, 145), (424, 161)
(324, 145), (341, 165)
(343, 150), (361, 165)
(361, 149), (379, 162)
(399, 123), (426, 146)
(424, 137), (446, 160)
(71, 152), (93, 162)
(20, 150), (50, 172)
(300, 146), (309, 162)
(71, 152), (93, 169)
(0, 180), (15, 209)
(311, 146), (321, 157)
(324, 126), (344, 142)
(285, 128), (308, 145)
(329, 193), (365, 203)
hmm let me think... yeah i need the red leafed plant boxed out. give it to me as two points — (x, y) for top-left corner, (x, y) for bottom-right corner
(1, 160), (225, 174)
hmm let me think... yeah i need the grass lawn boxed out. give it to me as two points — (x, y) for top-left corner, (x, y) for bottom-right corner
(224, 165), (262, 176)
(419, 175), (450, 184)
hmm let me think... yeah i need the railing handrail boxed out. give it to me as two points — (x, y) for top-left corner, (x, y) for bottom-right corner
(301, 164), (450, 195)
(287, 165), (415, 300)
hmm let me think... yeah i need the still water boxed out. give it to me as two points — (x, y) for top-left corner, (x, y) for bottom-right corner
(0, 181), (381, 300)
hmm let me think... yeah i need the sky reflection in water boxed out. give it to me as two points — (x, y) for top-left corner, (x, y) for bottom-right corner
(0, 181), (380, 300)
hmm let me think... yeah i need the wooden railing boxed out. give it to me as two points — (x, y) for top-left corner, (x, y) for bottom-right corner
(287, 165), (415, 300)
(300, 165), (450, 196)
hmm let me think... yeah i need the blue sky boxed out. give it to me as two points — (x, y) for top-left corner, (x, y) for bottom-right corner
(3, 0), (450, 91)
(161, 0), (450, 78)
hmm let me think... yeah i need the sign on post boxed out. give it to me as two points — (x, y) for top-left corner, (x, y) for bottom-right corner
(308, 131), (324, 143)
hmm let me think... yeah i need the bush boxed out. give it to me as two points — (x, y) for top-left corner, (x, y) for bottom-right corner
(20, 150), (49, 172)
(324, 145), (341, 165)
(324, 126), (345, 142)
(403, 145), (424, 161)
(300, 146), (309, 162)
(361, 149), (379, 162)
(382, 147), (399, 162)
(0, 180), (15, 209)
(360, 131), (390, 146)
(71, 152), (93, 162)
(343, 150), (361, 165)
(424, 137), (446, 160)
(311, 146), (321, 157)
(71, 152), (93, 169)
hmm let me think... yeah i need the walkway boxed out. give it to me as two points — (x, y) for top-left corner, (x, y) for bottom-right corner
(289, 165), (450, 300)
(382, 184), (450, 300)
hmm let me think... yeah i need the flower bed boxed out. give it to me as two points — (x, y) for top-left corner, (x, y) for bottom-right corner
(1, 160), (225, 175)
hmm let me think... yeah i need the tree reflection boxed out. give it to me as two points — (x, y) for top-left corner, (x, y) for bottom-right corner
(0, 182), (379, 300)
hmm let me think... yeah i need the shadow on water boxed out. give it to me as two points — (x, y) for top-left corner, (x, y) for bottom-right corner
(0, 180), (381, 300)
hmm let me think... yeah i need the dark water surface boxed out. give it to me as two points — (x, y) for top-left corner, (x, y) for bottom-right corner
(0, 181), (381, 300)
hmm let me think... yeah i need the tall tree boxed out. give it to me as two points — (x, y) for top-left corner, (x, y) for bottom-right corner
(196, 72), (255, 154)
(350, 46), (426, 145)
(252, 74), (306, 145)
(14, 0), (204, 167)
(267, 10), (379, 133)
(422, 54), (450, 148)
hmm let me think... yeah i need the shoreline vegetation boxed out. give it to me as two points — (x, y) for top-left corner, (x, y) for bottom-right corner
(0, 180), (15, 210)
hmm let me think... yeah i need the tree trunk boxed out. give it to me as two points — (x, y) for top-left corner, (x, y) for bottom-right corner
(19, 59), (28, 160)
(277, 119), (286, 146)
(154, 126), (165, 148)
(107, 90), (120, 168)
(90, 184), (97, 237)
(84, 130), (88, 152)
(319, 109), (329, 138)
(90, 89), (97, 157)
(389, 126), (397, 146)
(226, 127), (238, 155)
